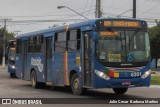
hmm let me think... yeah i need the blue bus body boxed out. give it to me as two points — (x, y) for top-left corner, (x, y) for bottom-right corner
(7, 40), (16, 77)
(15, 18), (151, 95)
(8, 58), (16, 74)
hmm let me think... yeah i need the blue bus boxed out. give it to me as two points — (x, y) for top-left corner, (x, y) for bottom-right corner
(15, 18), (151, 95)
(7, 40), (16, 77)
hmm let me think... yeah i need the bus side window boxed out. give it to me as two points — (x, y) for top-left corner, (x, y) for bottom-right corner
(16, 39), (22, 54)
(68, 29), (81, 52)
(28, 36), (43, 53)
(55, 32), (67, 52)
(28, 37), (34, 53)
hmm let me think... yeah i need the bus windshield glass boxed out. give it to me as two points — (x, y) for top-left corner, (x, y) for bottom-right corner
(96, 30), (150, 65)
(9, 48), (16, 61)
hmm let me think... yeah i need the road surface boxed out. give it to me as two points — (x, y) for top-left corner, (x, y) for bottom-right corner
(0, 68), (159, 107)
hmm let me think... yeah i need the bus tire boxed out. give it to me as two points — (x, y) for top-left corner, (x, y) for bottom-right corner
(10, 73), (15, 78)
(39, 82), (46, 88)
(31, 71), (40, 88)
(71, 73), (84, 95)
(112, 88), (128, 94)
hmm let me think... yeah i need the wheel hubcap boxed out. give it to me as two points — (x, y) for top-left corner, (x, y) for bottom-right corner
(32, 74), (35, 86)
(73, 78), (79, 92)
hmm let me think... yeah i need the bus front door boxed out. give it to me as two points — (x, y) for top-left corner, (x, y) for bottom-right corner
(44, 37), (53, 82)
(82, 31), (93, 87)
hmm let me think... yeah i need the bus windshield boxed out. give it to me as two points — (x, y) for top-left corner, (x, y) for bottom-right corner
(9, 48), (16, 61)
(96, 29), (150, 66)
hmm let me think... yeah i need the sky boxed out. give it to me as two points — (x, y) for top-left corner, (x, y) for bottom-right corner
(0, 0), (160, 35)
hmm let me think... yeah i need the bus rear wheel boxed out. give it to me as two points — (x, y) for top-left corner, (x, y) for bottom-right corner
(71, 73), (84, 95)
(112, 88), (128, 94)
(31, 71), (40, 88)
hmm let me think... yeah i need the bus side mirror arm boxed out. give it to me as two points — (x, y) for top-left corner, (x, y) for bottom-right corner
(93, 32), (98, 41)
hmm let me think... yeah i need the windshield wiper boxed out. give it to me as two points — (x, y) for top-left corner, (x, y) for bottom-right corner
(127, 29), (140, 51)
(129, 29), (140, 43)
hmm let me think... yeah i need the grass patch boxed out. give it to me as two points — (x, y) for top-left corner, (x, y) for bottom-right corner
(151, 76), (160, 85)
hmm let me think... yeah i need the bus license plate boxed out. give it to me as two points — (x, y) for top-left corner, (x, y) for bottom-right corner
(122, 82), (131, 86)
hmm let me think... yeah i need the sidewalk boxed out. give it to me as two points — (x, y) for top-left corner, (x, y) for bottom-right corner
(151, 69), (160, 76)
(0, 66), (7, 70)
(151, 72), (160, 76)
(150, 85), (160, 88)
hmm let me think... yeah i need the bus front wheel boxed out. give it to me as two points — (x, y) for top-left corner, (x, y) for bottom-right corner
(31, 71), (40, 88)
(31, 71), (46, 88)
(71, 73), (84, 95)
(112, 88), (128, 94)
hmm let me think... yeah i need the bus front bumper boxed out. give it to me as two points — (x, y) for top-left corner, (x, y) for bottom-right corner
(93, 72), (151, 88)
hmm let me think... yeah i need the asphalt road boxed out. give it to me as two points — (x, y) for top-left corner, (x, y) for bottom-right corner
(0, 68), (160, 107)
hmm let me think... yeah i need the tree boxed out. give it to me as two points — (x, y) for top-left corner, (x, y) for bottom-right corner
(148, 25), (160, 68)
(0, 27), (15, 64)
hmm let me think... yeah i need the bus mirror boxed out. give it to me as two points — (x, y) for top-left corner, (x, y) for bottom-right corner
(93, 32), (98, 41)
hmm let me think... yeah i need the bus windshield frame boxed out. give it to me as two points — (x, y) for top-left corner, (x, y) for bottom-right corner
(95, 28), (150, 67)
(8, 48), (16, 63)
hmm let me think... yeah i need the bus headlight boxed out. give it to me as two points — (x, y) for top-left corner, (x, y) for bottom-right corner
(141, 70), (151, 79)
(12, 65), (15, 69)
(95, 70), (110, 80)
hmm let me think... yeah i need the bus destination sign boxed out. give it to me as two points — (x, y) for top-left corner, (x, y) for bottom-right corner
(104, 21), (139, 27)
(100, 31), (118, 36)
(96, 20), (147, 30)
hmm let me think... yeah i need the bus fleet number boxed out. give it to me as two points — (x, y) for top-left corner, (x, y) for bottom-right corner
(131, 72), (142, 77)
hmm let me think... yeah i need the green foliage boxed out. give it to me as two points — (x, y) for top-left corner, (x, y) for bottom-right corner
(148, 26), (160, 60)
(151, 76), (160, 85)
(0, 27), (15, 42)
(148, 26), (160, 39)
(5, 32), (15, 41)
(0, 27), (15, 64)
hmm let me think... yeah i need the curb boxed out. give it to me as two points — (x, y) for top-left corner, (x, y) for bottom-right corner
(150, 85), (160, 88)
(151, 73), (160, 77)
